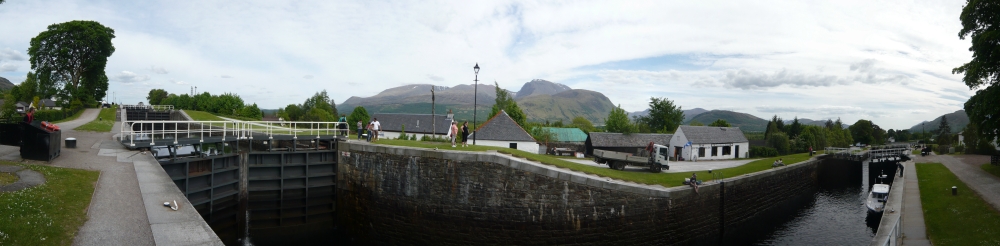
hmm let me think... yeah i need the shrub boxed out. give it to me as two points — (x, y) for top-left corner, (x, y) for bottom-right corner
(750, 146), (779, 158)
(954, 145), (965, 153)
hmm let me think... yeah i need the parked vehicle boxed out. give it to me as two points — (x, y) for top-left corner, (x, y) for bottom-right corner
(592, 144), (670, 173)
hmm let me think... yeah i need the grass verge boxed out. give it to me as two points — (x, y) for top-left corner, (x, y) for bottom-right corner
(982, 163), (1000, 179)
(0, 162), (100, 245)
(375, 139), (820, 187)
(0, 172), (18, 185)
(183, 110), (224, 121)
(50, 109), (85, 124)
(916, 163), (1000, 245)
(73, 107), (117, 132)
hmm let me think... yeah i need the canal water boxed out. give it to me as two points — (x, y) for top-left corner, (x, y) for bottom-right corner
(750, 159), (898, 245)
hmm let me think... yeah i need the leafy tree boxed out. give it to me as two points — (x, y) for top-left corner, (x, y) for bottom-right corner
(28, 20), (115, 101)
(238, 103), (262, 120)
(605, 104), (635, 134)
(14, 72), (39, 103)
(635, 97), (684, 133)
(302, 107), (335, 122)
(849, 119), (875, 145)
(954, 0), (1000, 142)
(346, 106), (371, 130)
(147, 89), (169, 105)
(284, 104), (304, 121)
(303, 90), (336, 116)
(570, 116), (595, 133)
(215, 93), (244, 115)
(489, 82), (526, 126)
(788, 117), (803, 137)
(766, 132), (791, 155)
(708, 119), (731, 127)
(765, 115), (784, 139)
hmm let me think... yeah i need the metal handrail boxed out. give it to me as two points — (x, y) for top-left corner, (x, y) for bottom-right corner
(120, 120), (349, 146)
(119, 104), (174, 111)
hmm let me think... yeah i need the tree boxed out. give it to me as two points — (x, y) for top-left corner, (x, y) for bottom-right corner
(284, 104), (304, 121)
(765, 115), (784, 139)
(605, 104), (635, 134)
(788, 117), (803, 137)
(689, 120), (705, 126)
(570, 116), (595, 133)
(489, 82), (526, 126)
(346, 106), (371, 131)
(849, 119), (875, 145)
(635, 97), (684, 133)
(28, 20), (115, 101)
(302, 107), (335, 122)
(147, 89), (169, 105)
(708, 119), (731, 127)
(767, 132), (791, 155)
(937, 115), (952, 135)
(302, 90), (335, 116)
(954, 0), (1000, 142)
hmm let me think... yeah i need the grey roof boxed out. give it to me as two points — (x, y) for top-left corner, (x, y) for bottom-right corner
(15, 102), (28, 107)
(471, 110), (536, 142)
(371, 113), (453, 134)
(588, 132), (673, 147)
(678, 125), (748, 144)
(40, 99), (57, 107)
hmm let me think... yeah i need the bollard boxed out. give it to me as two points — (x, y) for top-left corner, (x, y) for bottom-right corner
(952, 186), (957, 196)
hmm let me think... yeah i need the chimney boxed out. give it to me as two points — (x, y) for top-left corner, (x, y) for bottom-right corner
(447, 109), (454, 120)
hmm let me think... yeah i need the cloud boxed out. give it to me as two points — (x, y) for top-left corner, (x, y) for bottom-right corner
(847, 59), (912, 85)
(220, 75), (233, 79)
(303, 75), (314, 79)
(112, 71), (151, 83)
(426, 74), (444, 82)
(0, 48), (25, 61)
(148, 65), (169, 74)
(0, 63), (16, 72)
(756, 105), (891, 118)
(721, 69), (847, 90)
(171, 80), (188, 85)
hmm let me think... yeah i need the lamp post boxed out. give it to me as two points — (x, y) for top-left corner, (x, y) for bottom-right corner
(473, 63), (480, 145)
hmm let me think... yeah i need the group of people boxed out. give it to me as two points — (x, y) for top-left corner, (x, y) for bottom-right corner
(447, 121), (470, 148)
(356, 118), (382, 142)
(772, 158), (785, 167)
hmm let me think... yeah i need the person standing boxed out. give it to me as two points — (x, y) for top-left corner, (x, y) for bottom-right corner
(366, 121), (374, 142)
(356, 120), (363, 140)
(449, 121), (458, 148)
(338, 114), (347, 136)
(461, 121), (470, 147)
(372, 118), (381, 141)
(897, 162), (904, 177)
(24, 107), (36, 125)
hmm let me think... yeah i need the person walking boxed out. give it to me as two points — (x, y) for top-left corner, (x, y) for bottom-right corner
(356, 120), (363, 140)
(449, 121), (458, 148)
(372, 118), (381, 141)
(461, 121), (470, 147)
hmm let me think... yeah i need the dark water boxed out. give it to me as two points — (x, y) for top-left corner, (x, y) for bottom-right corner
(751, 159), (897, 245)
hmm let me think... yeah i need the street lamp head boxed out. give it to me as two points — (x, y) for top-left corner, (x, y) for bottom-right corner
(474, 63), (480, 74)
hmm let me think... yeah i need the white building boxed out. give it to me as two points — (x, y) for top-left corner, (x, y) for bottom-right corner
(669, 125), (750, 161)
(469, 110), (539, 153)
(371, 113), (454, 140)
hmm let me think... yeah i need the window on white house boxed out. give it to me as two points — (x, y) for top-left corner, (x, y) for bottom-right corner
(699, 147), (706, 157)
(711, 147), (718, 156)
(723, 146), (732, 156)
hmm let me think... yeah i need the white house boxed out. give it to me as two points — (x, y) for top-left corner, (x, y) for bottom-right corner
(669, 125), (750, 161)
(469, 110), (539, 153)
(371, 112), (454, 140)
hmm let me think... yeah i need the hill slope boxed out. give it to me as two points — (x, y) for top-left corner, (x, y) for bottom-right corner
(517, 89), (615, 125)
(630, 107), (708, 122)
(684, 110), (768, 132)
(515, 79), (571, 99)
(908, 110), (969, 134)
(0, 77), (14, 91)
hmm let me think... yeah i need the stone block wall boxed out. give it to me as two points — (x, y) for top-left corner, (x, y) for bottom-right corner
(337, 142), (822, 245)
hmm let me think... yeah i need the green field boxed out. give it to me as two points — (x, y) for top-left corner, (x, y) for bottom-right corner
(376, 139), (820, 187)
(0, 162), (100, 246)
(183, 110), (224, 121)
(982, 163), (1000, 179)
(916, 163), (1000, 245)
(73, 107), (117, 132)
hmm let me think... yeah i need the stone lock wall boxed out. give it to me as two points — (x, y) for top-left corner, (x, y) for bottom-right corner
(337, 142), (821, 245)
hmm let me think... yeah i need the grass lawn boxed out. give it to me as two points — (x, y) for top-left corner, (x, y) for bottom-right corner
(183, 110), (224, 121)
(0, 172), (17, 185)
(916, 163), (1000, 245)
(0, 162), (100, 246)
(912, 148), (921, 155)
(50, 109), (85, 124)
(982, 163), (1000, 179)
(376, 139), (820, 187)
(73, 107), (117, 132)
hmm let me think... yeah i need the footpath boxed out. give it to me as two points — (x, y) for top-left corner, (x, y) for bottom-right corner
(900, 158), (930, 246)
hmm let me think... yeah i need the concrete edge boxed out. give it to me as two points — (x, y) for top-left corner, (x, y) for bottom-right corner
(869, 160), (908, 246)
(132, 153), (224, 245)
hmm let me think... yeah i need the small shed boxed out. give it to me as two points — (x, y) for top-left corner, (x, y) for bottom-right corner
(585, 132), (673, 156)
(470, 110), (539, 153)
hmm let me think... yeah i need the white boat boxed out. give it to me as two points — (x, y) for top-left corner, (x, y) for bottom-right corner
(867, 174), (890, 214)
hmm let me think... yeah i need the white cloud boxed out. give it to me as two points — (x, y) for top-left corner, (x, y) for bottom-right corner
(171, 80), (188, 85)
(220, 75), (233, 79)
(148, 65), (168, 74)
(0, 48), (25, 61)
(303, 75), (313, 79)
(427, 74), (444, 82)
(0, 63), (16, 72)
(112, 71), (150, 83)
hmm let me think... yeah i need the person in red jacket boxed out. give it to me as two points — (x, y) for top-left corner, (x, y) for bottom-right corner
(24, 107), (35, 124)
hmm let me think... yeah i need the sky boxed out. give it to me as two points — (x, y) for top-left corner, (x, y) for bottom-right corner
(0, 0), (978, 130)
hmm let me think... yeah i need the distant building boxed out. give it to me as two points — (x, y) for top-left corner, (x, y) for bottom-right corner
(669, 125), (749, 161)
(33, 99), (60, 110)
(371, 112), (454, 140)
(541, 127), (588, 143)
(15, 101), (29, 113)
(469, 110), (539, 153)
(585, 132), (672, 156)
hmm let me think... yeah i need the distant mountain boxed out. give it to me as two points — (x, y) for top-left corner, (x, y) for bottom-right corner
(629, 107), (708, 122)
(908, 110), (969, 134)
(684, 110), (769, 132)
(518, 89), (615, 125)
(0, 77), (14, 91)
(337, 80), (615, 125)
(783, 118), (832, 127)
(515, 79), (571, 99)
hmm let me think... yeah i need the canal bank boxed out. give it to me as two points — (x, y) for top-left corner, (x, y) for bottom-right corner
(336, 141), (835, 245)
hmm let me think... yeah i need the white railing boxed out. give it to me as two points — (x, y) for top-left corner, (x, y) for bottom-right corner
(120, 120), (349, 146)
(120, 104), (174, 111)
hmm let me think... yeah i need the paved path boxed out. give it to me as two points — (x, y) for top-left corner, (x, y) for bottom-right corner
(899, 159), (931, 246)
(0, 165), (45, 192)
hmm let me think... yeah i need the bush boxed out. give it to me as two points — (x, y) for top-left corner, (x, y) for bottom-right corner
(750, 146), (779, 158)
(33, 107), (83, 122)
(420, 135), (449, 142)
(954, 145), (965, 153)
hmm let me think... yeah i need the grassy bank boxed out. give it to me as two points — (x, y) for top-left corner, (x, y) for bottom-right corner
(50, 109), (85, 124)
(916, 163), (1000, 245)
(183, 110), (224, 121)
(0, 162), (100, 245)
(982, 163), (1000, 179)
(74, 107), (117, 132)
(376, 139), (820, 187)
